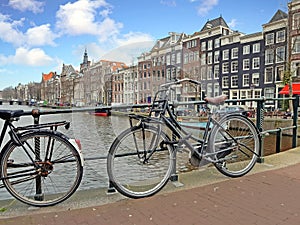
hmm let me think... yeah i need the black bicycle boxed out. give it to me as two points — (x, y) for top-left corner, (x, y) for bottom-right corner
(107, 78), (261, 198)
(0, 109), (83, 207)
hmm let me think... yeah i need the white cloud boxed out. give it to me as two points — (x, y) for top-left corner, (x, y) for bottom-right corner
(114, 32), (154, 47)
(102, 41), (154, 65)
(228, 19), (237, 29)
(197, 0), (218, 16)
(8, 0), (44, 13)
(0, 47), (53, 66)
(26, 24), (57, 46)
(0, 14), (25, 46)
(0, 13), (57, 47)
(56, 0), (123, 42)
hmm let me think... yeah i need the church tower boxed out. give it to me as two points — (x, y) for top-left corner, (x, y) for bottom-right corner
(80, 48), (91, 73)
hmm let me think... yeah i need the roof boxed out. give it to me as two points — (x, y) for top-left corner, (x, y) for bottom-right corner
(279, 83), (300, 95)
(268, 10), (287, 23)
(200, 16), (229, 32)
(42, 72), (54, 81)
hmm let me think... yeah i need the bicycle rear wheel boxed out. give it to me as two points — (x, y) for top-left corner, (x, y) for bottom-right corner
(209, 114), (260, 177)
(0, 130), (83, 207)
(107, 124), (174, 198)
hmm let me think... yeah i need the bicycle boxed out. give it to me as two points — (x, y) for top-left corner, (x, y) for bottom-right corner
(107, 78), (261, 198)
(0, 109), (84, 207)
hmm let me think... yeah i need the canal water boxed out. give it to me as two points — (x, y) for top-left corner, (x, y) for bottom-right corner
(0, 104), (298, 200)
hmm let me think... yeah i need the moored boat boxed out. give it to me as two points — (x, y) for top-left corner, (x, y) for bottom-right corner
(89, 108), (111, 116)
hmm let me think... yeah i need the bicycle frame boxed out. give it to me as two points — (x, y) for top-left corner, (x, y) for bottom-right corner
(129, 82), (255, 165)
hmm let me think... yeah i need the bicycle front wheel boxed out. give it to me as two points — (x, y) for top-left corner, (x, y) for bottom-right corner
(107, 124), (175, 198)
(209, 114), (260, 177)
(0, 130), (83, 207)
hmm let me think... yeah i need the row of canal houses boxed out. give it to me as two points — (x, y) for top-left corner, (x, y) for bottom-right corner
(39, 0), (300, 109)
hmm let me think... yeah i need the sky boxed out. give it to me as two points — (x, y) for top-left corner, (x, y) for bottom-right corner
(0, 0), (289, 90)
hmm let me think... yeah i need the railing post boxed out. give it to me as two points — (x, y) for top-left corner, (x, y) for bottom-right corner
(32, 109), (43, 201)
(256, 98), (265, 163)
(276, 128), (282, 153)
(292, 96), (299, 148)
(107, 181), (116, 194)
(170, 131), (178, 182)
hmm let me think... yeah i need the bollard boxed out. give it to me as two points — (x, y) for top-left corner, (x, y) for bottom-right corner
(276, 128), (282, 153)
(292, 96), (299, 148)
(256, 99), (265, 163)
(31, 109), (44, 201)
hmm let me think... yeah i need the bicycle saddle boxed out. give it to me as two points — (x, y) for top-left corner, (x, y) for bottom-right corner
(0, 110), (24, 120)
(204, 95), (227, 105)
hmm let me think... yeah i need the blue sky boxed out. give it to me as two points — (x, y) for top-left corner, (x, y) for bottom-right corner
(0, 0), (288, 90)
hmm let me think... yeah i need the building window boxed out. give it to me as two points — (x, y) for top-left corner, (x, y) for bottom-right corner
(243, 74), (249, 86)
(214, 38), (220, 48)
(222, 76), (229, 88)
(265, 67), (273, 83)
(207, 83), (212, 97)
(231, 90), (238, 99)
(214, 83), (219, 96)
(243, 59), (250, 70)
(252, 57), (260, 69)
(189, 52), (194, 62)
(201, 41), (206, 51)
(207, 52), (213, 64)
(276, 46), (285, 63)
(266, 33), (274, 45)
(223, 49), (229, 60)
(292, 61), (300, 77)
(184, 53), (189, 64)
(231, 61), (238, 72)
(201, 53), (206, 65)
(214, 65), (219, 79)
(243, 45), (250, 55)
(194, 51), (199, 61)
(253, 43), (260, 53)
(231, 47), (239, 59)
(265, 49), (274, 64)
(222, 62), (229, 73)
(292, 13), (300, 30)
(166, 55), (170, 65)
(276, 30), (285, 43)
(208, 40), (213, 50)
(265, 87), (275, 99)
(292, 37), (300, 54)
(214, 51), (220, 63)
(201, 68), (207, 80)
(231, 75), (238, 87)
(252, 73), (260, 85)
(276, 65), (284, 82)
(207, 66), (212, 79)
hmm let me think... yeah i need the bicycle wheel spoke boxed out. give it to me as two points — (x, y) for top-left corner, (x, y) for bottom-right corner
(107, 125), (174, 198)
(1, 131), (83, 207)
(210, 115), (260, 177)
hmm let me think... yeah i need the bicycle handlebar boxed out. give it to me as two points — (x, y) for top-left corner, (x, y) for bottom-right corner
(160, 78), (201, 88)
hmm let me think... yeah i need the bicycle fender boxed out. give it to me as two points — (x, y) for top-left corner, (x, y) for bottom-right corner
(68, 138), (84, 167)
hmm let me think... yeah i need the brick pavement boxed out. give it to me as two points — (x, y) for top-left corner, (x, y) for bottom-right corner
(1, 162), (300, 225)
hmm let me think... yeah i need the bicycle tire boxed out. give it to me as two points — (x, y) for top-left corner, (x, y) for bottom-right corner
(0, 130), (83, 207)
(209, 114), (260, 177)
(107, 124), (175, 198)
